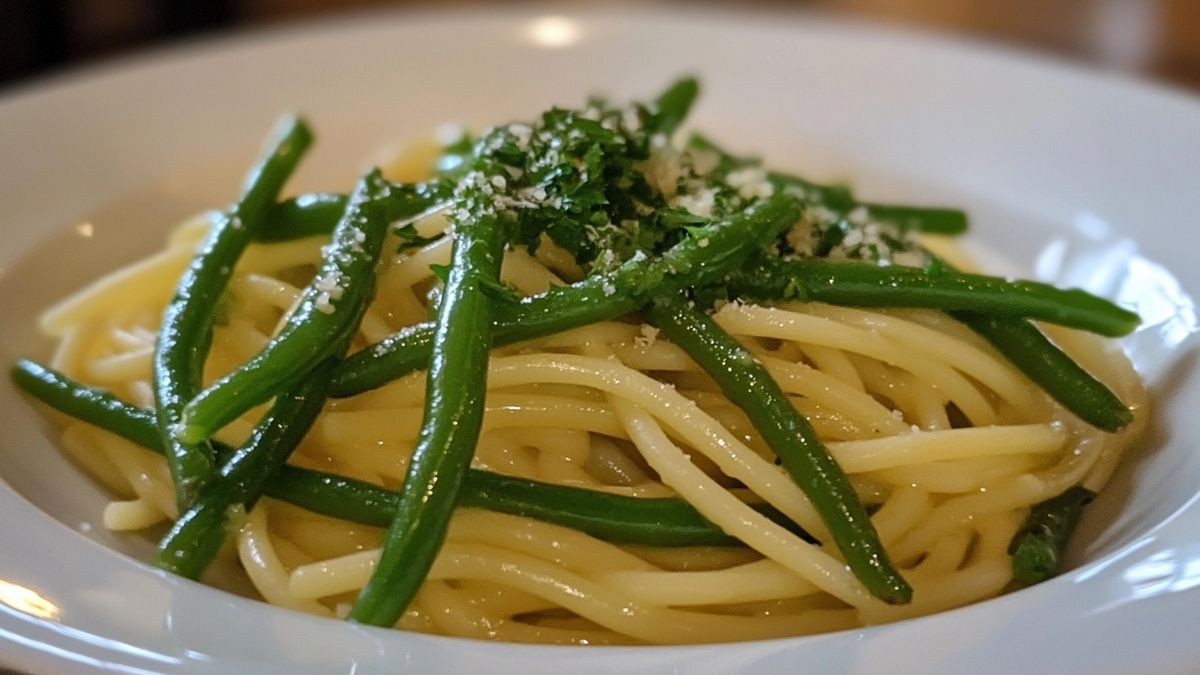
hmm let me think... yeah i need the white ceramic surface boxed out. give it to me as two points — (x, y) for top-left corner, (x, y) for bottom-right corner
(1, 7), (1199, 674)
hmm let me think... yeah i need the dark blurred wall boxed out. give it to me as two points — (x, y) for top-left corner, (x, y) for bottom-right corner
(2, 0), (1198, 91)
(1, 0), (233, 85)
(1, 1), (67, 83)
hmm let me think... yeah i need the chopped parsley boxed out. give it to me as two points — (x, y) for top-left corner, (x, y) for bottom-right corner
(425, 79), (929, 298)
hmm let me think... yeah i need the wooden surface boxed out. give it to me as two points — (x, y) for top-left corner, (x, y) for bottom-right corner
(802, 0), (1200, 90)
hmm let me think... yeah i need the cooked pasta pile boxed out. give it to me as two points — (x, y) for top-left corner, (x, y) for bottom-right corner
(17, 78), (1149, 645)
(36, 197), (1145, 644)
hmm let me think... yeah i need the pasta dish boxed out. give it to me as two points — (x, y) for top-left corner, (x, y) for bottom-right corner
(13, 79), (1145, 645)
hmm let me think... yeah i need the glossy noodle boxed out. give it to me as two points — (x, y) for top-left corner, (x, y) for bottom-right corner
(36, 199), (1145, 643)
(19, 80), (1146, 645)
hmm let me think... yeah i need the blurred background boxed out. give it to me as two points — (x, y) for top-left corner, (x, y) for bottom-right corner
(2, 0), (1198, 93)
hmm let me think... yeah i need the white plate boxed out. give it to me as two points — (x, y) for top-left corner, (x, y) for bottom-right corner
(2, 7), (1199, 674)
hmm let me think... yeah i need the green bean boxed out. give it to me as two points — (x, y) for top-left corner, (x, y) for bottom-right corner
(684, 133), (847, 208)
(177, 170), (394, 444)
(644, 293), (911, 604)
(770, 173), (857, 215)
(457, 470), (813, 545)
(735, 257), (1140, 337)
(687, 132), (966, 235)
(1009, 486), (1096, 584)
(11, 359), (163, 450)
(919, 253), (1132, 430)
(861, 203), (967, 236)
(328, 193), (802, 396)
(155, 360), (335, 579)
(154, 115), (312, 510)
(257, 193), (346, 241)
(255, 182), (447, 243)
(274, 466), (811, 547)
(347, 199), (508, 626)
(649, 76), (699, 137)
(954, 314), (1134, 432)
(896, 251), (1135, 432)
(13, 359), (811, 548)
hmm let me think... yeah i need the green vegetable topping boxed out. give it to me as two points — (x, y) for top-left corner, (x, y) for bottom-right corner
(1009, 486), (1096, 584)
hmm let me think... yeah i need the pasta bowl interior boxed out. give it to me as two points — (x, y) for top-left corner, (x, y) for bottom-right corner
(1, 8), (1199, 674)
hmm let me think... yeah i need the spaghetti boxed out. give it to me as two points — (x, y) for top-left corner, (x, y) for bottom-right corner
(18, 79), (1145, 645)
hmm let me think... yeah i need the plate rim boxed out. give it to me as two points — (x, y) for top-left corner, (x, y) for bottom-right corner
(1, 6), (1199, 673)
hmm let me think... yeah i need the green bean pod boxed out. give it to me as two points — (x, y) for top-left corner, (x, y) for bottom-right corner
(687, 132), (966, 235)
(154, 115), (312, 510)
(12, 358), (811, 548)
(328, 193), (802, 397)
(155, 360), (335, 578)
(177, 170), (394, 444)
(861, 203), (968, 235)
(1008, 485), (1096, 584)
(256, 182), (447, 243)
(735, 257), (1140, 337)
(273, 466), (810, 546)
(645, 294), (912, 604)
(899, 251), (1136, 433)
(648, 76), (699, 137)
(12, 359), (163, 450)
(954, 313), (1134, 432)
(347, 201), (507, 626)
(257, 193), (347, 241)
